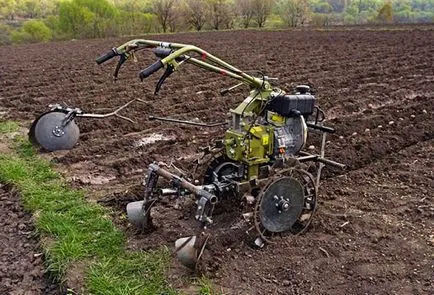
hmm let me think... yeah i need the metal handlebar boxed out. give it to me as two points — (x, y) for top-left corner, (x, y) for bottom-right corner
(96, 39), (270, 90)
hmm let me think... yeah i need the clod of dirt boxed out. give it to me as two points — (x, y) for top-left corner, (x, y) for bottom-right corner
(132, 133), (176, 147)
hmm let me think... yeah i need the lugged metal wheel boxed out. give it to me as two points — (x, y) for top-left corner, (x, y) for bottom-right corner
(254, 168), (317, 243)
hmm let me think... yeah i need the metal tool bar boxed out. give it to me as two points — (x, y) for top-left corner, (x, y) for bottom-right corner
(151, 163), (218, 204)
(306, 122), (336, 133)
(298, 151), (346, 169)
(297, 155), (318, 162)
(316, 156), (346, 169)
(317, 132), (327, 186)
(149, 115), (226, 127)
(76, 99), (142, 123)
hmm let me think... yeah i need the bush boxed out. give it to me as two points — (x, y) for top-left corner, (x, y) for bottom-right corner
(11, 19), (52, 44)
(117, 11), (157, 36)
(267, 14), (285, 29)
(0, 24), (12, 45)
(311, 13), (332, 26)
(43, 16), (69, 41)
(58, 0), (119, 39)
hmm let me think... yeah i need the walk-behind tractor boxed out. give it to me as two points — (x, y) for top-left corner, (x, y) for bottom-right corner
(29, 39), (345, 269)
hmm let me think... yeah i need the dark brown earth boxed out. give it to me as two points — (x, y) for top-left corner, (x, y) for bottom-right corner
(0, 184), (62, 295)
(1, 25), (433, 294)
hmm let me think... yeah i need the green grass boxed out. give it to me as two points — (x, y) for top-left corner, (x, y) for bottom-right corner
(196, 276), (223, 295)
(0, 120), (19, 134)
(87, 248), (177, 295)
(0, 121), (175, 294)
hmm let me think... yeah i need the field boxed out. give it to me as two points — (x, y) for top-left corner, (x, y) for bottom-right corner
(1, 25), (433, 294)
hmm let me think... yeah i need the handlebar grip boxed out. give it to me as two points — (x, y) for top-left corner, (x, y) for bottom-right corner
(96, 48), (117, 65)
(139, 60), (164, 80)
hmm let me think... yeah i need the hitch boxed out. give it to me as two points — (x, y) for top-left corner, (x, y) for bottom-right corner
(126, 163), (218, 230)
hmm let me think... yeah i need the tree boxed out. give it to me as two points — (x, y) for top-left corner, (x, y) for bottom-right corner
(11, 19), (52, 43)
(75, 0), (119, 38)
(0, 0), (18, 20)
(377, 1), (393, 23)
(310, 0), (333, 13)
(310, 0), (333, 26)
(116, 0), (156, 35)
(0, 23), (12, 45)
(344, 0), (383, 24)
(39, 0), (58, 17)
(207, 0), (232, 30)
(252, 0), (273, 27)
(20, 0), (41, 18)
(220, 1), (235, 29)
(236, 0), (255, 28)
(185, 0), (208, 31)
(58, 1), (95, 38)
(57, 0), (119, 39)
(152, 0), (177, 32)
(328, 0), (347, 13)
(277, 0), (310, 27)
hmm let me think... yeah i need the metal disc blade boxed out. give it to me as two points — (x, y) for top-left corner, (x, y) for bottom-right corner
(29, 115), (41, 146)
(126, 200), (146, 228)
(175, 236), (198, 269)
(29, 111), (64, 146)
(260, 177), (304, 233)
(33, 112), (79, 151)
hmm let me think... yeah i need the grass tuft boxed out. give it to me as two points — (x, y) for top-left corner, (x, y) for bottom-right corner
(87, 248), (176, 295)
(196, 276), (223, 295)
(0, 120), (19, 134)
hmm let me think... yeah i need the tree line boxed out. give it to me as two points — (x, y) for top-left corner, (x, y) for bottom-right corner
(0, 0), (433, 44)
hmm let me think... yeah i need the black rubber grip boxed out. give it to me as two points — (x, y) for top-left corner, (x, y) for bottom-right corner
(153, 47), (172, 59)
(306, 122), (336, 133)
(153, 47), (185, 62)
(139, 60), (164, 80)
(96, 48), (117, 65)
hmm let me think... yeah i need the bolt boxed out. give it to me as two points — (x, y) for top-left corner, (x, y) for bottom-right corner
(52, 126), (65, 137)
(278, 210), (282, 214)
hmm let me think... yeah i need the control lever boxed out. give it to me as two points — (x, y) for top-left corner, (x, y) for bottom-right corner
(113, 53), (128, 80)
(220, 82), (243, 96)
(155, 64), (175, 94)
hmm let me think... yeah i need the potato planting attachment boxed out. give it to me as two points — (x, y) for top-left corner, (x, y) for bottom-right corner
(30, 39), (345, 269)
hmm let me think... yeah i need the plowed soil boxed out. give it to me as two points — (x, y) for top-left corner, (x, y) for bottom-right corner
(0, 184), (62, 295)
(1, 25), (433, 294)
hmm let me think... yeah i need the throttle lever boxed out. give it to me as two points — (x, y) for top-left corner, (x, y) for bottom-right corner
(113, 53), (128, 81)
(154, 64), (175, 94)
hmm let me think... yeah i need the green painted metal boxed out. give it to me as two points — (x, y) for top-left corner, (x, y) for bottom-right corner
(113, 39), (289, 180)
(114, 39), (268, 89)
